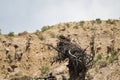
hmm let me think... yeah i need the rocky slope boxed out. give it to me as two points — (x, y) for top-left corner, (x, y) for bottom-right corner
(0, 19), (120, 80)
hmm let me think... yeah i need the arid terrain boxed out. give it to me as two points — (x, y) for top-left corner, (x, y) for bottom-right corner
(0, 19), (120, 80)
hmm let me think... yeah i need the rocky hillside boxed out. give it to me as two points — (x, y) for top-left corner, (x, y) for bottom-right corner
(0, 19), (120, 80)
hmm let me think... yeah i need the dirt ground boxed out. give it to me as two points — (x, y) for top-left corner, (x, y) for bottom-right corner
(0, 19), (120, 80)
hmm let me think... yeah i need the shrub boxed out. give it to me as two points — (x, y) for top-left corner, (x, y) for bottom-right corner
(35, 30), (41, 35)
(94, 54), (107, 68)
(38, 33), (44, 40)
(108, 50), (119, 63)
(40, 66), (49, 74)
(96, 18), (101, 24)
(41, 26), (51, 32)
(35, 30), (45, 40)
(111, 50), (118, 57)
(18, 31), (28, 36)
(108, 56), (114, 63)
(106, 19), (115, 24)
(49, 32), (56, 38)
(80, 21), (85, 27)
(7, 32), (14, 37)
(96, 54), (102, 61)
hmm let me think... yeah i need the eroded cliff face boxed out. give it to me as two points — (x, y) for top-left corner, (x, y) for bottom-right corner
(0, 20), (120, 80)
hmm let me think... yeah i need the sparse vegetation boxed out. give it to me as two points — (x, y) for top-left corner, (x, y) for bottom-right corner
(96, 54), (102, 61)
(41, 26), (51, 32)
(49, 32), (56, 38)
(40, 66), (49, 75)
(0, 20), (120, 80)
(79, 21), (85, 27)
(93, 55), (107, 68)
(107, 50), (119, 63)
(38, 33), (44, 40)
(35, 30), (41, 35)
(96, 18), (102, 24)
(81, 26), (87, 31)
(94, 49), (119, 69)
(35, 31), (45, 40)
(7, 32), (14, 37)
(18, 31), (28, 36)
(106, 19), (115, 24)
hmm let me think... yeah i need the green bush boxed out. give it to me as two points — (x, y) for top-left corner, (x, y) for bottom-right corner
(18, 31), (28, 36)
(111, 50), (118, 57)
(108, 50), (119, 63)
(40, 66), (49, 74)
(94, 49), (119, 69)
(35, 30), (45, 40)
(106, 19), (115, 24)
(94, 54), (107, 68)
(41, 26), (51, 32)
(38, 33), (44, 40)
(35, 30), (41, 35)
(96, 54), (102, 61)
(49, 32), (56, 38)
(7, 32), (14, 37)
(96, 18), (102, 24)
